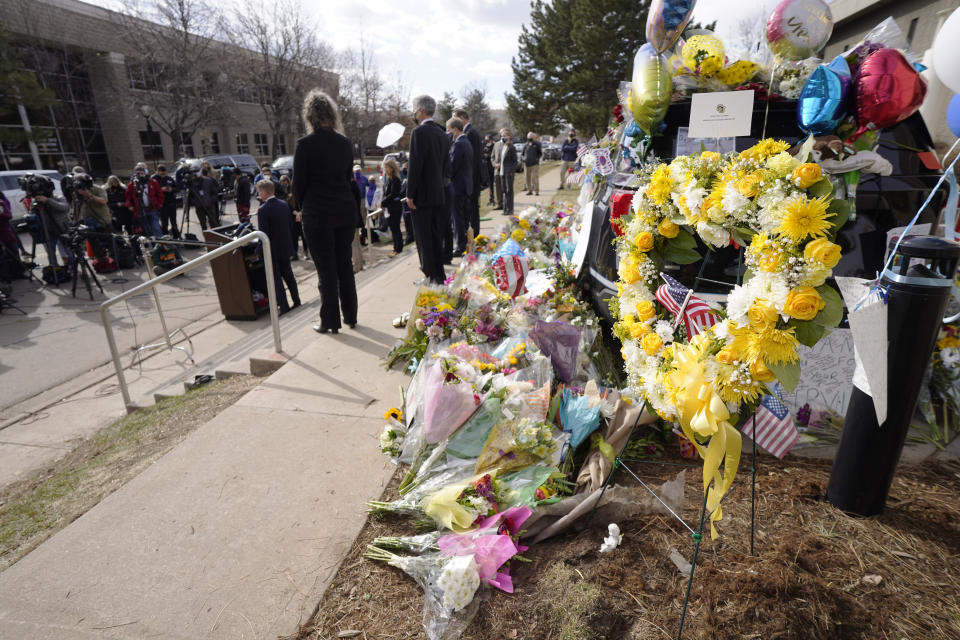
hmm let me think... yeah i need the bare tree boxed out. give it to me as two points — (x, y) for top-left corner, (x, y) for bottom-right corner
(113, 0), (231, 159)
(228, 0), (335, 157)
(727, 9), (772, 65)
(339, 37), (388, 160)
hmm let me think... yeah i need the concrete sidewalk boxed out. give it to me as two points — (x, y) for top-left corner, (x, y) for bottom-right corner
(0, 176), (559, 639)
(0, 249), (423, 639)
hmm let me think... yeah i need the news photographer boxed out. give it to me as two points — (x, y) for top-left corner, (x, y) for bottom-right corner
(18, 173), (73, 268)
(124, 162), (164, 238)
(154, 165), (180, 239)
(105, 175), (131, 234)
(73, 173), (112, 258)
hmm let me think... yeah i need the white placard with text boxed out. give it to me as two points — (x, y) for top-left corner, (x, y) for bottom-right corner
(688, 90), (754, 139)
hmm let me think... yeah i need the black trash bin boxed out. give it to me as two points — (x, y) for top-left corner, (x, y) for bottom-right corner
(827, 235), (960, 516)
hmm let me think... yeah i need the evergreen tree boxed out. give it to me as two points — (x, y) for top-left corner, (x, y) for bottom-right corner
(459, 83), (495, 136)
(507, 0), (713, 138)
(0, 20), (55, 149)
(436, 91), (457, 124)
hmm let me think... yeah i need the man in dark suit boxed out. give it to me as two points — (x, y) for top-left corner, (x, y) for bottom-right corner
(453, 108), (482, 239)
(405, 94), (451, 284)
(446, 117), (473, 256)
(256, 179), (300, 315)
(499, 128), (518, 216)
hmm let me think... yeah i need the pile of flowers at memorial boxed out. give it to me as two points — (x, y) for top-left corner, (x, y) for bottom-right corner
(372, 202), (673, 639)
(611, 138), (847, 537)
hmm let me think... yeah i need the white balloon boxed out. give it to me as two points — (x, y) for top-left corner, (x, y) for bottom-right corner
(933, 8), (960, 94)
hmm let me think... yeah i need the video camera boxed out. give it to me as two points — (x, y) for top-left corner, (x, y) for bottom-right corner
(73, 173), (94, 191)
(17, 173), (55, 198)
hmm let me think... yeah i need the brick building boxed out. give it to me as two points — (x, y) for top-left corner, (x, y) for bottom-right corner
(0, 0), (338, 177)
(824, 0), (960, 152)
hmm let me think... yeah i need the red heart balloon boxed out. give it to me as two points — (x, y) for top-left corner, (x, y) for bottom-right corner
(854, 48), (927, 132)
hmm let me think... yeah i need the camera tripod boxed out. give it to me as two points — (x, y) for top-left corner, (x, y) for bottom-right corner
(65, 232), (104, 300)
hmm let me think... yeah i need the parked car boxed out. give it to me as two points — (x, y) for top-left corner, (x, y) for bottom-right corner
(0, 169), (66, 225)
(271, 155), (293, 178)
(580, 101), (950, 325)
(543, 143), (561, 160)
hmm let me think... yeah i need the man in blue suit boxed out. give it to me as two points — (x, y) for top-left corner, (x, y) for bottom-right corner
(446, 117), (473, 257)
(256, 179), (300, 315)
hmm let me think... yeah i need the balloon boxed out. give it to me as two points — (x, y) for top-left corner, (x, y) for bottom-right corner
(630, 43), (673, 135)
(797, 55), (851, 135)
(947, 94), (960, 138)
(681, 34), (724, 72)
(854, 48), (927, 133)
(765, 0), (834, 61)
(646, 0), (698, 53)
(933, 8), (960, 94)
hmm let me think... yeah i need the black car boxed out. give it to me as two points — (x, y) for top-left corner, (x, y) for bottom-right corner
(580, 101), (950, 324)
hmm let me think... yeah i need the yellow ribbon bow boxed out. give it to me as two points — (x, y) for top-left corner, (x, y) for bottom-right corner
(670, 341), (742, 539)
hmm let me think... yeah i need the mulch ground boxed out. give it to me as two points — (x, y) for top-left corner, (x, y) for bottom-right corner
(292, 450), (960, 640)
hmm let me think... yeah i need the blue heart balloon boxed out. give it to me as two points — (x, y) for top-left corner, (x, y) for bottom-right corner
(797, 55), (852, 135)
(947, 94), (960, 137)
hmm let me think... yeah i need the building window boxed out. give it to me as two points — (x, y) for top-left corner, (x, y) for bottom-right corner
(139, 130), (163, 161)
(907, 17), (919, 47)
(236, 133), (249, 153)
(276, 134), (287, 155)
(254, 132), (269, 156)
(179, 132), (195, 157)
(210, 132), (220, 154)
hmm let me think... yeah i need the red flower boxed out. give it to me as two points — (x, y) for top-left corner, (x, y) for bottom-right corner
(612, 104), (624, 123)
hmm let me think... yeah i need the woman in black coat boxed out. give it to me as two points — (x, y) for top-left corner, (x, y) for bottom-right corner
(381, 158), (404, 256)
(293, 90), (362, 334)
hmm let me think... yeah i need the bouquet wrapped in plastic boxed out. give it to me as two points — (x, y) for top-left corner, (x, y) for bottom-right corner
(530, 319), (581, 383)
(422, 361), (485, 444)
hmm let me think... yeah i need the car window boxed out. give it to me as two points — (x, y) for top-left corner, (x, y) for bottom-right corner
(0, 176), (19, 190)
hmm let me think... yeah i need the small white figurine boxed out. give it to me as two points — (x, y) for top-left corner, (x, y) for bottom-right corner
(599, 523), (622, 553)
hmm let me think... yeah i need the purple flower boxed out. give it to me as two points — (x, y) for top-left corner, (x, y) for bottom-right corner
(796, 403), (812, 427)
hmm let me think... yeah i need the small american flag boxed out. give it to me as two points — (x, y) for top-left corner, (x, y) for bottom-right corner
(655, 273), (718, 337)
(576, 143), (589, 158)
(741, 385), (798, 458)
(566, 168), (585, 185)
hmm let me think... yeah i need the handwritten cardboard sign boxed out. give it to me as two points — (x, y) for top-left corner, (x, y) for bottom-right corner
(779, 328), (856, 416)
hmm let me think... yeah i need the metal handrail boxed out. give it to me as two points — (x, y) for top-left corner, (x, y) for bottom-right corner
(100, 230), (281, 410)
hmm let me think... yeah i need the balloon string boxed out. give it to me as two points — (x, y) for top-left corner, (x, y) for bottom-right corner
(761, 61), (780, 140)
(878, 136), (960, 280)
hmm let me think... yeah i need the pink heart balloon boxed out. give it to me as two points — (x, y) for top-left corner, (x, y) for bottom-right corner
(855, 48), (927, 132)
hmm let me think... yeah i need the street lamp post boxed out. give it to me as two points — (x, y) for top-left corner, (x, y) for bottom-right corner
(140, 104), (156, 170)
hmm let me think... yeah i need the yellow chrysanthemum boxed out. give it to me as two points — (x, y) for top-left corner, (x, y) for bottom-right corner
(776, 195), (834, 243)
(511, 228), (526, 243)
(646, 165), (673, 206)
(716, 364), (763, 404)
(747, 327), (800, 365)
(741, 139), (790, 162)
(518, 219), (531, 230)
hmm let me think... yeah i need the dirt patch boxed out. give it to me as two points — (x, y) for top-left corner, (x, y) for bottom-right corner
(0, 375), (260, 571)
(292, 453), (960, 640)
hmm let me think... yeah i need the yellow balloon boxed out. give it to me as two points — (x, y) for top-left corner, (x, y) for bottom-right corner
(681, 34), (725, 70)
(630, 44), (673, 134)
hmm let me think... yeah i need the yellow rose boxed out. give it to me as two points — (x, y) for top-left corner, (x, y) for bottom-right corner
(803, 238), (842, 268)
(784, 286), (825, 321)
(657, 219), (680, 238)
(641, 332), (664, 356)
(635, 231), (655, 252)
(736, 174), (761, 198)
(750, 359), (776, 383)
(791, 163), (822, 189)
(716, 346), (738, 365)
(619, 256), (640, 284)
(747, 299), (779, 332)
(630, 322), (651, 339)
(802, 264), (831, 287)
(766, 151), (800, 176)
(635, 299), (657, 321)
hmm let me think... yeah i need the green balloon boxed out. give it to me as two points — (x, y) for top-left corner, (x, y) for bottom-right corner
(630, 43), (673, 135)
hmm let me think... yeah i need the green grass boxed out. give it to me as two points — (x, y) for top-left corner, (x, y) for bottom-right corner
(0, 377), (256, 565)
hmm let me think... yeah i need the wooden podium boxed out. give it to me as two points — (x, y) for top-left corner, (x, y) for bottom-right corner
(203, 225), (269, 320)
